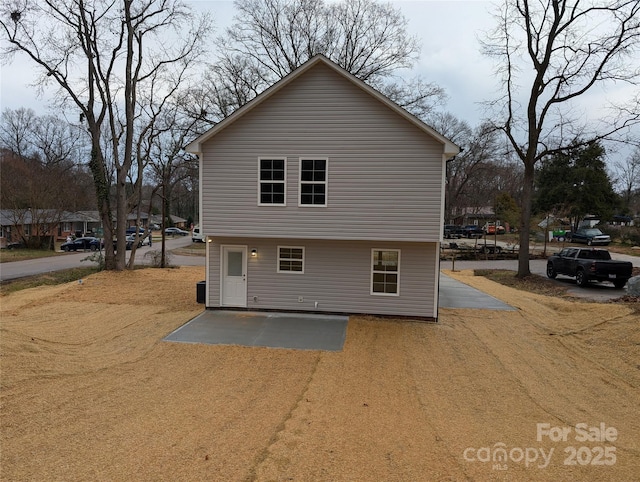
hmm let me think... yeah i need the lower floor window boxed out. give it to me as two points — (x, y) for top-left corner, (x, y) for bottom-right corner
(371, 249), (399, 295)
(278, 246), (304, 273)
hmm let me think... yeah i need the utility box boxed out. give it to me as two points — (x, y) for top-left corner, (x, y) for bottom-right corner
(196, 281), (206, 304)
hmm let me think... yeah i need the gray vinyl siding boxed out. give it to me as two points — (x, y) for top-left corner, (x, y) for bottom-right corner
(208, 237), (439, 319)
(200, 62), (445, 243)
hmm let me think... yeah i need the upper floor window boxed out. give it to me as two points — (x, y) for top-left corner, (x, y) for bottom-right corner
(371, 249), (400, 296)
(299, 158), (327, 206)
(259, 158), (286, 205)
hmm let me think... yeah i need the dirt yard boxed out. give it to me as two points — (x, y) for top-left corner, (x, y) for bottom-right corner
(1, 267), (638, 481)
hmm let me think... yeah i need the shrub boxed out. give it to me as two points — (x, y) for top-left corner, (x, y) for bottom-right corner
(81, 252), (105, 271)
(144, 249), (173, 268)
(602, 225), (640, 245)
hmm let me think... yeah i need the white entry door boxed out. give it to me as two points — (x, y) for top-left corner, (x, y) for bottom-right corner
(221, 245), (247, 307)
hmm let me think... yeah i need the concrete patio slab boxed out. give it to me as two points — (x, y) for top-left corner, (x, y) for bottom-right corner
(165, 274), (513, 351)
(164, 310), (348, 351)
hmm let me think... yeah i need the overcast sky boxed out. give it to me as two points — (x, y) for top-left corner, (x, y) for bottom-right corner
(0, 0), (637, 163)
(188, 0), (500, 126)
(0, 0), (503, 126)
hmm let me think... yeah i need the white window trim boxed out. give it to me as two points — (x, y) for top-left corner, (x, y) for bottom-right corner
(277, 245), (305, 274)
(258, 157), (287, 206)
(370, 248), (400, 296)
(298, 157), (328, 207)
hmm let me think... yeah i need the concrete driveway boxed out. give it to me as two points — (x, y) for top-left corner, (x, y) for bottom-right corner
(440, 257), (637, 302)
(439, 274), (515, 310)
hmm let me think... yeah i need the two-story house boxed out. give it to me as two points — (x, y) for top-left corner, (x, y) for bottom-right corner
(186, 55), (459, 320)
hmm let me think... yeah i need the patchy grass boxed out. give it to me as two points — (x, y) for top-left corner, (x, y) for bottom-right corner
(171, 242), (205, 256)
(474, 269), (572, 298)
(0, 267), (101, 295)
(0, 248), (63, 263)
(607, 245), (640, 256)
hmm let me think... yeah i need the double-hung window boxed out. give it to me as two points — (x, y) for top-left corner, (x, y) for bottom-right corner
(259, 158), (286, 205)
(299, 158), (327, 206)
(278, 246), (304, 273)
(371, 249), (400, 295)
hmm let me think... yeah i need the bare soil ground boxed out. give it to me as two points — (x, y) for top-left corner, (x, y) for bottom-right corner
(1, 267), (638, 481)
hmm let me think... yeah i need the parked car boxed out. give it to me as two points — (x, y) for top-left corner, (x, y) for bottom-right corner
(567, 228), (610, 246)
(443, 224), (463, 239)
(126, 227), (146, 236)
(61, 237), (102, 252)
(461, 225), (484, 238)
(165, 227), (189, 236)
(192, 226), (205, 243)
(5, 241), (26, 250)
(546, 247), (632, 288)
(125, 234), (150, 249)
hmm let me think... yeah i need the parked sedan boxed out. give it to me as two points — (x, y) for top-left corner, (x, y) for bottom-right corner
(126, 227), (146, 236)
(568, 228), (611, 246)
(125, 234), (150, 249)
(61, 237), (102, 252)
(164, 227), (189, 236)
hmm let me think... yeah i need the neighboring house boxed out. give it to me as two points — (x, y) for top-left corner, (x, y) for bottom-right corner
(451, 206), (495, 227)
(0, 210), (155, 247)
(63, 211), (102, 236)
(0, 209), (67, 248)
(149, 214), (188, 229)
(186, 55), (459, 320)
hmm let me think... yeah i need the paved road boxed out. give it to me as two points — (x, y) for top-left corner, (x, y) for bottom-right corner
(441, 252), (639, 302)
(0, 236), (204, 281)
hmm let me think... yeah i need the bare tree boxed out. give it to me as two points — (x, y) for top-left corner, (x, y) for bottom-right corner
(613, 147), (640, 211)
(135, 92), (204, 268)
(0, 108), (36, 159)
(430, 113), (517, 222)
(0, 148), (94, 247)
(483, 0), (640, 276)
(0, 109), (96, 243)
(1, 0), (211, 270)
(205, 0), (444, 121)
(2, 108), (86, 168)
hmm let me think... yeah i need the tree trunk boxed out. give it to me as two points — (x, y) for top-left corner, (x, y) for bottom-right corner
(161, 182), (167, 269)
(88, 141), (116, 270)
(517, 161), (535, 277)
(115, 173), (128, 271)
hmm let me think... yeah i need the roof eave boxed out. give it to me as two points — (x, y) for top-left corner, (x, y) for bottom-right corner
(186, 55), (460, 156)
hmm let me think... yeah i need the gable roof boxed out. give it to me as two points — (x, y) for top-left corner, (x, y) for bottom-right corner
(185, 55), (459, 157)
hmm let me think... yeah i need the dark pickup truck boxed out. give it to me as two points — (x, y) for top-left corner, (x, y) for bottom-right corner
(461, 225), (484, 238)
(546, 247), (633, 288)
